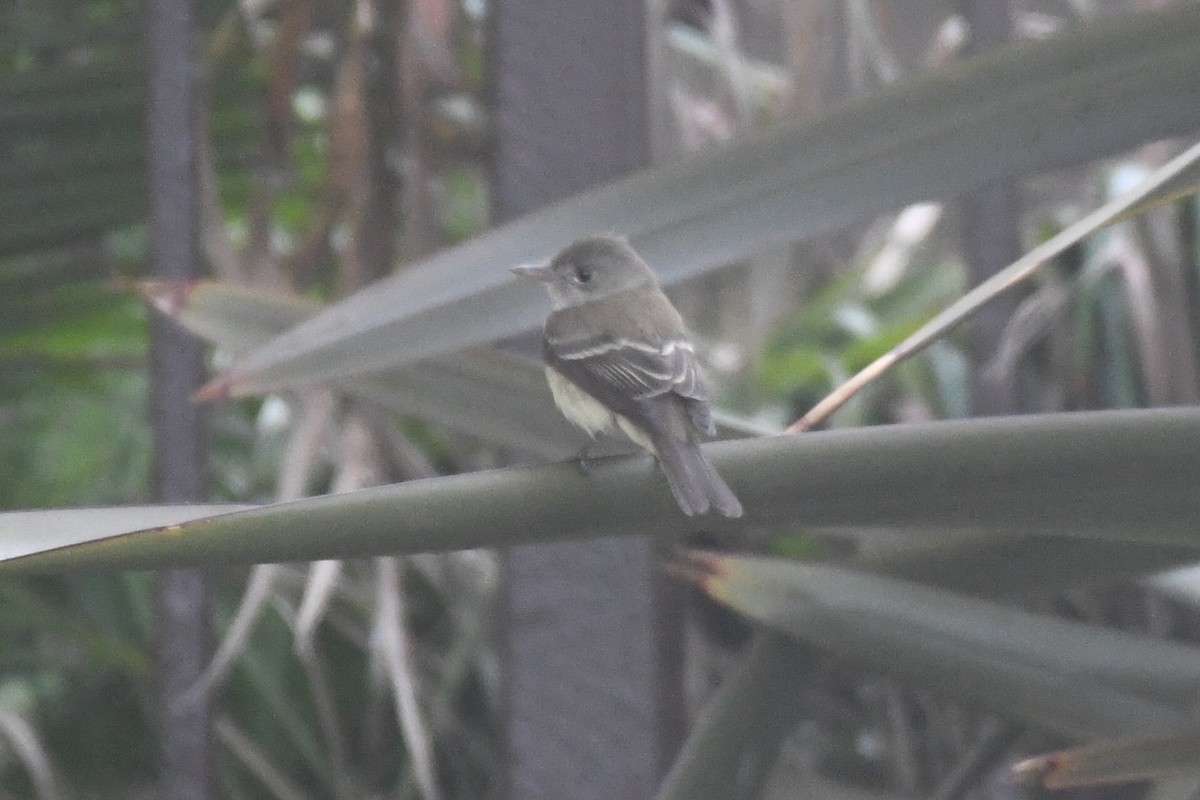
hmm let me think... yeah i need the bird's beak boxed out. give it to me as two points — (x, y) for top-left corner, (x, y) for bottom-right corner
(510, 261), (555, 282)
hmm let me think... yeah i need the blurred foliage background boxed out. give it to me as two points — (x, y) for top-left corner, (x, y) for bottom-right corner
(3, 0), (1200, 798)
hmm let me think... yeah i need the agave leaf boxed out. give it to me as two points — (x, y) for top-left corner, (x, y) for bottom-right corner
(0, 505), (252, 562)
(5, 408), (1200, 572)
(133, 280), (324, 358)
(655, 632), (813, 800)
(854, 533), (1199, 599)
(135, 280), (590, 455)
(1014, 728), (1200, 789)
(140, 282), (1200, 600)
(136, 280), (768, 458)
(197, 8), (1200, 398)
(681, 553), (1194, 737)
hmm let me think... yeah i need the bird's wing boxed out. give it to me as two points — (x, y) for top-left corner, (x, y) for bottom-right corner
(544, 333), (715, 436)
(545, 333), (697, 397)
(543, 289), (716, 435)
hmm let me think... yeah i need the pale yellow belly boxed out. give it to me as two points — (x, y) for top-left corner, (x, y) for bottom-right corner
(545, 367), (657, 454)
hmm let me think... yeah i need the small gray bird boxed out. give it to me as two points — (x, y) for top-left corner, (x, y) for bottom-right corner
(512, 236), (743, 518)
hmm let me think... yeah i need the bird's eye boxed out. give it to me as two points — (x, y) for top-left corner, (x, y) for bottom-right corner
(575, 267), (592, 284)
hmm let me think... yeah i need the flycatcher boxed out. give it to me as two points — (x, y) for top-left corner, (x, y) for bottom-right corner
(512, 236), (743, 518)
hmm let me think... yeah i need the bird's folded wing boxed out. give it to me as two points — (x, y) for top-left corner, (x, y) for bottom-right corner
(545, 334), (706, 402)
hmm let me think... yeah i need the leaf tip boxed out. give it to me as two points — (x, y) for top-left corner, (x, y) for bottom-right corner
(1012, 752), (1073, 790)
(126, 279), (198, 318)
(664, 550), (729, 595)
(192, 375), (233, 404)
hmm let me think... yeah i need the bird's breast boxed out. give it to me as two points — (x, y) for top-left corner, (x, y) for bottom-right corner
(545, 367), (615, 437)
(545, 367), (659, 455)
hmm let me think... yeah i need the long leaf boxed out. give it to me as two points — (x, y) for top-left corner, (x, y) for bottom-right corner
(199, 7), (1200, 398)
(680, 553), (1194, 738)
(6, 408), (1200, 571)
(142, 283), (1200, 598)
(0, 505), (251, 557)
(854, 533), (1200, 599)
(655, 632), (813, 800)
(137, 280), (769, 458)
(1014, 728), (1200, 789)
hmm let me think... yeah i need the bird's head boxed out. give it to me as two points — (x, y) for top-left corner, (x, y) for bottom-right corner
(511, 236), (657, 309)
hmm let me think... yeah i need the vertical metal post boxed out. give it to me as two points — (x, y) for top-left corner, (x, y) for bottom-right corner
(958, 0), (1022, 416)
(490, 2), (684, 798)
(146, 0), (212, 796)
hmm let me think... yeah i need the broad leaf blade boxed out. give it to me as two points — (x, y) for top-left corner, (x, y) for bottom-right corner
(855, 533), (1200, 599)
(140, 280), (767, 458)
(0, 505), (252, 562)
(655, 632), (813, 800)
(202, 8), (1200, 398)
(139, 282), (1200, 596)
(134, 280), (323, 358)
(685, 553), (1193, 737)
(1015, 728), (1200, 788)
(5, 408), (1200, 571)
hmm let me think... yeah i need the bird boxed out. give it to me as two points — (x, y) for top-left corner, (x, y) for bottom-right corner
(511, 235), (743, 518)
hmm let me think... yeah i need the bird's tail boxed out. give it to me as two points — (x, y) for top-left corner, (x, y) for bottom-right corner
(652, 434), (743, 518)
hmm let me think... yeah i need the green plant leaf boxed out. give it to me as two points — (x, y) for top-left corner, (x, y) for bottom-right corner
(200, 7), (1200, 398)
(0, 506), (251, 561)
(655, 632), (813, 800)
(136, 280), (769, 459)
(5, 408), (1200, 572)
(1014, 728), (1200, 788)
(853, 533), (1199, 599)
(681, 552), (1195, 737)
